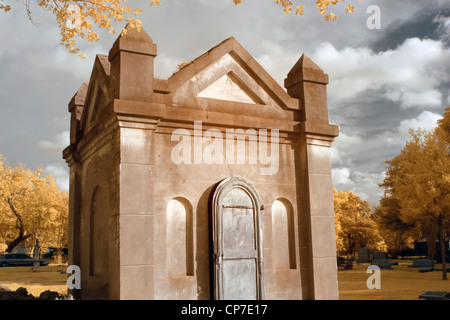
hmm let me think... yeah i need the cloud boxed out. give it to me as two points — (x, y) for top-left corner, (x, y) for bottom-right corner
(311, 37), (450, 109)
(44, 164), (69, 192)
(381, 110), (443, 146)
(435, 14), (450, 45)
(38, 131), (70, 156)
(333, 168), (386, 204)
(369, 4), (450, 52)
(349, 171), (386, 203)
(1, 0), (449, 209)
(332, 167), (353, 185)
(331, 131), (363, 167)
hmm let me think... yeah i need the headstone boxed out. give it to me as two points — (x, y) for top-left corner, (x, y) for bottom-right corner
(370, 259), (393, 269)
(343, 260), (353, 270)
(408, 259), (434, 269)
(337, 256), (346, 266)
(357, 247), (371, 263)
(419, 291), (450, 300)
(373, 251), (389, 260)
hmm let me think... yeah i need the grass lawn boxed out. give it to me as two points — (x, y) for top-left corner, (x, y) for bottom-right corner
(338, 260), (450, 300)
(0, 260), (449, 299)
(0, 264), (68, 297)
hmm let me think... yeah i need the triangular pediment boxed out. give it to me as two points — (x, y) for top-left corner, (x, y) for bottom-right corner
(167, 37), (298, 111)
(79, 54), (111, 136)
(197, 72), (262, 104)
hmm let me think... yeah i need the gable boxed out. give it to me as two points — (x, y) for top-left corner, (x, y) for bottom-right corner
(79, 54), (111, 136)
(197, 72), (260, 104)
(167, 38), (298, 111)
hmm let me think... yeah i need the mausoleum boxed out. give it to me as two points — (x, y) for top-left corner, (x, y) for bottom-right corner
(63, 25), (339, 300)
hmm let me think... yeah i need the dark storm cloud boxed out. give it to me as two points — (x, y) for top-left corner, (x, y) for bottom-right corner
(329, 93), (422, 138)
(1, 0), (449, 202)
(370, 3), (450, 52)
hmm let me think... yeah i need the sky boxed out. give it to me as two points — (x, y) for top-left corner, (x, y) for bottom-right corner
(0, 0), (449, 206)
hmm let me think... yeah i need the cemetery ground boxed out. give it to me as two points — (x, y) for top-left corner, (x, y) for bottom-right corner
(338, 259), (450, 300)
(0, 264), (68, 298)
(0, 260), (448, 299)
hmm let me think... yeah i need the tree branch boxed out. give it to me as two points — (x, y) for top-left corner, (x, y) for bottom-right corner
(6, 197), (31, 253)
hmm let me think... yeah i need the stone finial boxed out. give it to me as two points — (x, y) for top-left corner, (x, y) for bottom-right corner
(108, 23), (157, 60)
(108, 24), (157, 101)
(68, 82), (88, 144)
(68, 82), (88, 114)
(285, 54), (328, 88)
(284, 54), (330, 123)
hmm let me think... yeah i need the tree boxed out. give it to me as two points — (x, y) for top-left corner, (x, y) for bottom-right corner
(1, 0), (362, 58)
(381, 128), (450, 280)
(333, 188), (385, 256)
(438, 106), (450, 145)
(0, 155), (68, 254)
(373, 195), (418, 257)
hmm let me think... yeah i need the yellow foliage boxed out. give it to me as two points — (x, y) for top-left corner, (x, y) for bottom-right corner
(296, 5), (305, 15)
(373, 196), (419, 255)
(333, 188), (385, 253)
(268, 0), (360, 18)
(437, 106), (450, 145)
(382, 128), (450, 225)
(0, 155), (68, 252)
(345, 4), (355, 13)
(0, 4), (11, 12)
(177, 59), (189, 71)
(1, 0), (362, 58)
(381, 119), (450, 277)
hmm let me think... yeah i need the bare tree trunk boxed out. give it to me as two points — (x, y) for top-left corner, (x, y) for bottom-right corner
(438, 216), (447, 280)
(423, 220), (437, 259)
(5, 197), (31, 253)
(394, 234), (402, 258)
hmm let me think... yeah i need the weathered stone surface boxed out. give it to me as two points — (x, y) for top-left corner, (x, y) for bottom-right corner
(64, 27), (339, 300)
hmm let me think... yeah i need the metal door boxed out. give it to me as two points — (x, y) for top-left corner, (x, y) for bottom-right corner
(211, 177), (264, 300)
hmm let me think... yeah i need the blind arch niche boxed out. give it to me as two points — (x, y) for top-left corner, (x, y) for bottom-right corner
(272, 198), (296, 269)
(167, 197), (194, 277)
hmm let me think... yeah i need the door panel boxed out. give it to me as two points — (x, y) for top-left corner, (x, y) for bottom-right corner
(223, 259), (257, 300)
(222, 208), (255, 252)
(211, 177), (264, 300)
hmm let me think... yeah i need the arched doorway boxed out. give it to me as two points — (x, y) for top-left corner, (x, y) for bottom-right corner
(210, 177), (264, 300)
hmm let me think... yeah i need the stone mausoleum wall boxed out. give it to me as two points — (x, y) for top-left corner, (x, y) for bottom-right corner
(64, 24), (339, 300)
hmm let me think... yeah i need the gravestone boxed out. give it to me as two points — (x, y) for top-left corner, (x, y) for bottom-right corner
(357, 247), (371, 263)
(408, 259), (434, 269)
(372, 251), (388, 260)
(370, 259), (394, 270)
(408, 258), (434, 272)
(372, 252), (399, 266)
(337, 256), (346, 266)
(419, 291), (450, 300)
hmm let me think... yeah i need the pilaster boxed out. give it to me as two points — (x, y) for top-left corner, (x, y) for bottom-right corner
(116, 115), (159, 299)
(286, 54), (339, 300)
